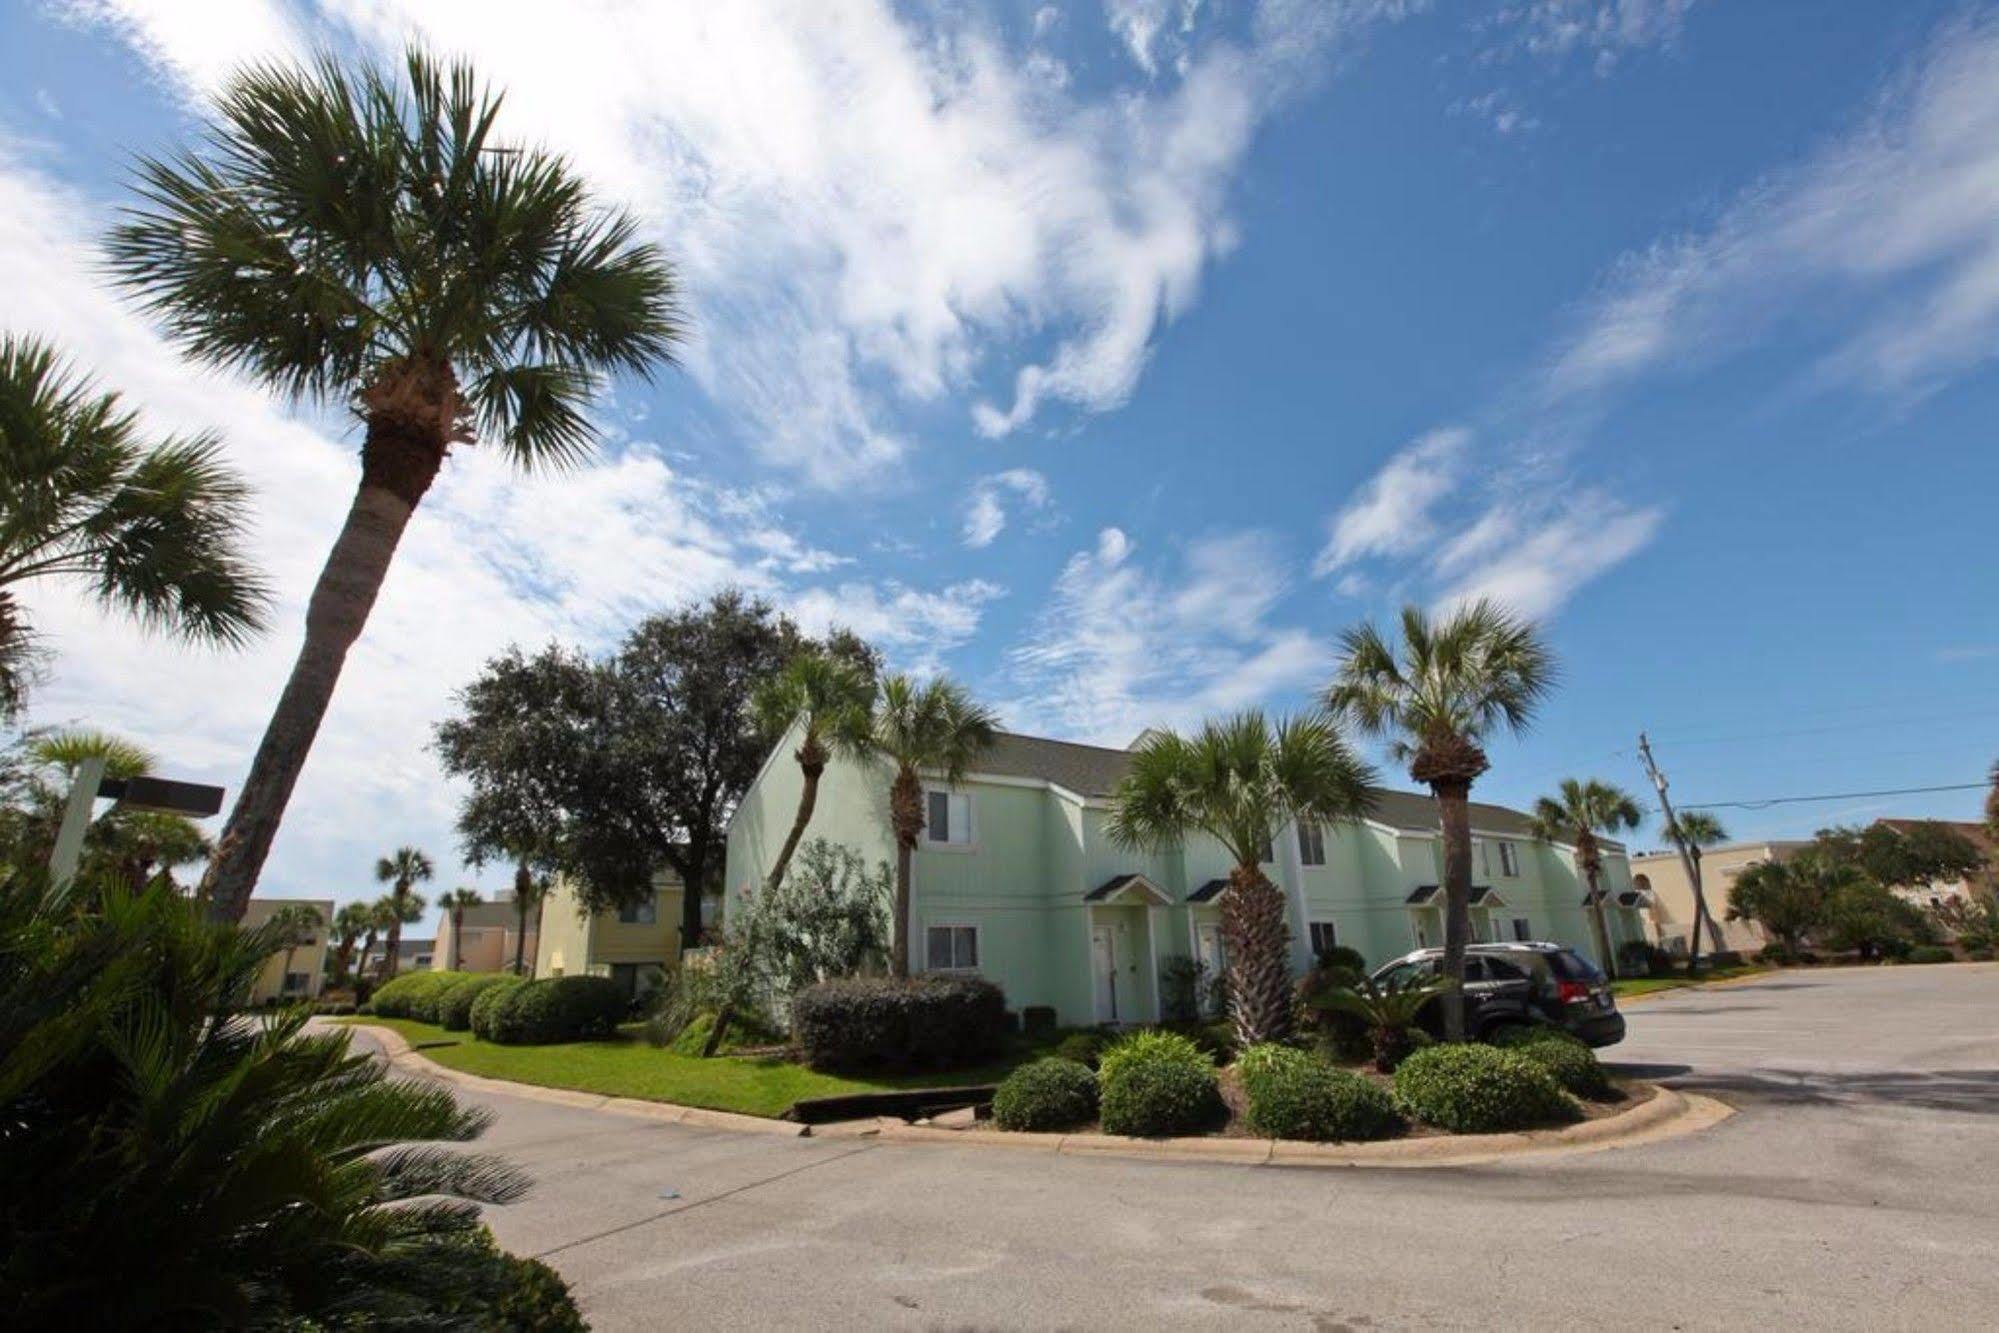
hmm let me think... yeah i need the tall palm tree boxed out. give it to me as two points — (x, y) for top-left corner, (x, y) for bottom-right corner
(508, 864), (549, 977)
(1327, 600), (1555, 1040)
(357, 897), (397, 984)
(441, 885), (482, 970)
(372, 846), (433, 980)
(751, 649), (875, 896)
(1106, 712), (1376, 1046)
(1657, 808), (1729, 970)
(0, 334), (268, 718)
(1530, 778), (1644, 977)
(108, 50), (683, 923)
(329, 900), (373, 987)
(839, 674), (997, 978)
(263, 902), (324, 998)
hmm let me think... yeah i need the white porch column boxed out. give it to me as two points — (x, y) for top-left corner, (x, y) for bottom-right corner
(1146, 905), (1163, 1021)
(1275, 818), (1312, 975)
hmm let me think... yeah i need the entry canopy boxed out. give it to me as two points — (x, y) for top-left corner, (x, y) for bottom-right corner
(1086, 872), (1172, 906)
(99, 775), (225, 818)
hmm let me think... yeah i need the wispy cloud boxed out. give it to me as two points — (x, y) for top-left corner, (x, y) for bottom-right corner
(961, 468), (1052, 548)
(1483, 0), (1701, 75)
(1312, 427), (1469, 576)
(1005, 527), (1331, 743)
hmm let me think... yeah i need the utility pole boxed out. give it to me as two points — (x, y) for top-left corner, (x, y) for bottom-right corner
(1637, 732), (1721, 974)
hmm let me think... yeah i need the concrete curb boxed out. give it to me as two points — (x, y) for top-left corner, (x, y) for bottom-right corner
(875, 1083), (1732, 1170)
(333, 1021), (810, 1138)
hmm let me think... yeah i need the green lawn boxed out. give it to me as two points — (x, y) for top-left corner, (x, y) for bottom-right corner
(335, 1017), (1026, 1119)
(1611, 963), (1770, 1001)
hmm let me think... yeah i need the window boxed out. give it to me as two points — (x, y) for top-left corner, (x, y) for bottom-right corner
(1307, 920), (1339, 957)
(926, 924), (979, 971)
(618, 895), (657, 925)
(1512, 917), (1532, 942)
(925, 790), (973, 846)
(1297, 821), (1326, 867)
(1475, 839), (1491, 875)
(283, 971), (310, 993)
(1498, 841), (1521, 876)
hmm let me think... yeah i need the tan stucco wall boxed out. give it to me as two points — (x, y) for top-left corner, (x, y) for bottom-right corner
(1631, 842), (1807, 954)
(243, 897), (334, 1003)
(533, 871), (685, 977)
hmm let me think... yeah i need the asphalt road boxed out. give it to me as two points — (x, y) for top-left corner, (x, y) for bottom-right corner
(358, 963), (1999, 1330)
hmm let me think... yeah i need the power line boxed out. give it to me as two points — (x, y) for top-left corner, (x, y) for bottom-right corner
(1677, 780), (1990, 813)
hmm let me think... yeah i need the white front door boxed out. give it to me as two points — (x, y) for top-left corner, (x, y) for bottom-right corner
(1092, 925), (1119, 1023)
(1194, 923), (1226, 1016)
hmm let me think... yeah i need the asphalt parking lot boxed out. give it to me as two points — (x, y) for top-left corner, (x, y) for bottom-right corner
(358, 962), (1999, 1330)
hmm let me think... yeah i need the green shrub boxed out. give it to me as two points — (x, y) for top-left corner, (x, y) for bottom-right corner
(1393, 1043), (1577, 1133)
(991, 1058), (1099, 1131)
(1054, 1030), (1108, 1069)
(1239, 1045), (1402, 1142)
(1493, 1031), (1613, 1099)
(481, 975), (625, 1045)
(1097, 1030), (1222, 1137)
(436, 973), (521, 1031)
(412, 972), (483, 1024)
(790, 975), (1009, 1071)
(1905, 945), (1954, 965)
(468, 975), (528, 1040)
(1021, 1005), (1059, 1037)
(368, 969), (468, 1020)
(1169, 1018), (1238, 1066)
(312, 1000), (357, 1016)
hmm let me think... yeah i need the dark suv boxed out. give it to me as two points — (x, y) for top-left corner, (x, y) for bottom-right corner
(1370, 942), (1626, 1048)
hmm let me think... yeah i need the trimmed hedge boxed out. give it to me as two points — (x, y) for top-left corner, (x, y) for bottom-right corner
(468, 975), (528, 1041)
(478, 976), (625, 1045)
(790, 975), (1009, 1071)
(1491, 1029), (1613, 1100)
(1393, 1043), (1576, 1133)
(437, 973), (523, 1031)
(1237, 1044), (1403, 1143)
(991, 1058), (1099, 1131)
(1097, 1030), (1222, 1137)
(369, 970), (472, 1021)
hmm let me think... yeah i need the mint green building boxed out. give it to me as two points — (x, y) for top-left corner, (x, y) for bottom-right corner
(724, 728), (1646, 1027)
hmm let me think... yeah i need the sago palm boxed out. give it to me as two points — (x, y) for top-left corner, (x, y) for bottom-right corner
(839, 674), (997, 977)
(0, 334), (268, 718)
(1327, 600), (1555, 1040)
(441, 885), (482, 970)
(1105, 711), (1376, 1047)
(1529, 778), (1643, 978)
(373, 846), (433, 980)
(1656, 808), (1729, 970)
(108, 49), (683, 922)
(1308, 970), (1455, 1072)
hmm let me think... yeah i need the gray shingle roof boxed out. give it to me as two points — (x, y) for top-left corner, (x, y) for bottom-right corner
(971, 731), (1552, 837)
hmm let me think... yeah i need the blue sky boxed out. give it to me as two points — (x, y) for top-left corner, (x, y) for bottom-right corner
(4, 2), (1996, 927)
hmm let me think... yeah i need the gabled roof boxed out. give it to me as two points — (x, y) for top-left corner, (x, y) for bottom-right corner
(1188, 878), (1229, 903)
(1085, 873), (1172, 905)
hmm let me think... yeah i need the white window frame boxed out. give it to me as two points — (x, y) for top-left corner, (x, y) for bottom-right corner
(925, 921), (981, 972)
(1475, 838), (1491, 876)
(1297, 821), (1326, 867)
(922, 787), (977, 852)
(1498, 841), (1521, 877)
(1307, 919), (1340, 957)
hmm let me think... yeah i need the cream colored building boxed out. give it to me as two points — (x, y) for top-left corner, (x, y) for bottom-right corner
(243, 896), (335, 1003)
(534, 869), (689, 1005)
(437, 895), (540, 974)
(1631, 841), (1808, 955)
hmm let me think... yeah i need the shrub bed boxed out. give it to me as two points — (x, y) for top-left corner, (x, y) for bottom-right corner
(1097, 1030), (1222, 1137)
(437, 973), (523, 1031)
(1054, 1031), (1108, 1069)
(1489, 1028), (1612, 1100)
(479, 976), (626, 1045)
(991, 1057), (1099, 1131)
(790, 975), (1009, 1071)
(1237, 1044), (1403, 1143)
(1393, 1043), (1576, 1134)
(1905, 945), (1954, 965)
(369, 970), (471, 1020)
(468, 975), (528, 1040)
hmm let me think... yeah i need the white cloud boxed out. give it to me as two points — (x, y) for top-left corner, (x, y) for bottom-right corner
(1005, 527), (1331, 744)
(1312, 427), (1469, 576)
(787, 579), (1006, 676)
(47, 0), (305, 96)
(1486, 0), (1699, 73)
(1547, 11), (1999, 400)
(1106, 0), (1204, 76)
(1432, 493), (1662, 619)
(961, 468), (1052, 548)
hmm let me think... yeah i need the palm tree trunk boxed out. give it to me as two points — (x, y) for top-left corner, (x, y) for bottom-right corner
(1687, 849), (1724, 972)
(889, 767), (923, 978)
(199, 419), (445, 923)
(766, 747), (827, 896)
(332, 938), (354, 986)
(1584, 857), (1617, 979)
(1432, 779), (1473, 1042)
(1220, 865), (1293, 1046)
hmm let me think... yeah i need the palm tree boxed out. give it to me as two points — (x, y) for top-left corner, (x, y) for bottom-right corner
(1106, 712), (1376, 1046)
(329, 901), (373, 987)
(108, 50), (683, 923)
(751, 649), (875, 896)
(357, 897), (398, 985)
(2, 730), (209, 882)
(838, 674), (997, 978)
(441, 886), (482, 970)
(0, 334), (268, 718)
(508, 864), (549, 976)
(263, 902), (324, 998)
(1530, 778), (1644, 978)
(1657, 808), (1729, 971)
(372, 846), (433, 980)
(1327, 601), (1556, 1041)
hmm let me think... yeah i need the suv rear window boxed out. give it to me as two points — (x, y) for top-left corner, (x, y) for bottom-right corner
(1548, 949), (1606, 983)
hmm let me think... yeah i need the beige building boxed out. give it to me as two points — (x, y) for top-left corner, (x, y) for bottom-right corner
(1631, 841), (1809, 955)
(243, 896), (335, 1003)
(534, 869), (690, 1004)
(437, 895), (541, 974)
